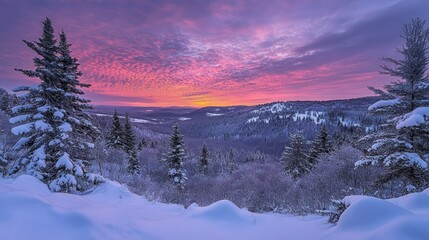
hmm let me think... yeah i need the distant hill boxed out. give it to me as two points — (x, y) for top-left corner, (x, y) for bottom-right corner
(91, 96), (384, 155)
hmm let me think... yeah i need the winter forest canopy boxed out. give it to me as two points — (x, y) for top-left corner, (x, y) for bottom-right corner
(0, 10), (429, 240)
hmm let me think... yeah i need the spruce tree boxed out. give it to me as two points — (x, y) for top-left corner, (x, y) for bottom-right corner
(10, 18), (100, 192)
(356, 18), (429, 195)
(106, 110), (124, 149)
(164, 125), (187, 189)
(308, 125), (332, 166)
(199, 144), (209, 175)
(281, 132), (310, 180)
(123, 113), (140, 174)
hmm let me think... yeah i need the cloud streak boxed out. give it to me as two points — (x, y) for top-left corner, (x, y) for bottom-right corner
(0, 0), (427, 106)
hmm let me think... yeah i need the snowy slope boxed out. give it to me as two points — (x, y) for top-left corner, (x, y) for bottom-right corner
(0, 175), (326, 240)
(325, 192), (429, 239)
(94, 113), (157, 124)
(1, 175), (428, 240)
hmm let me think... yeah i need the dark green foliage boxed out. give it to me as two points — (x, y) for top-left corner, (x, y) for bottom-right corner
(281, 132), (310, 180)
(308, 125), (332, 166)
(137, 138), (147, 151)
(122, 114), (140, 174)
(199, 144), (209, 175)
(122, 114), (135, 152)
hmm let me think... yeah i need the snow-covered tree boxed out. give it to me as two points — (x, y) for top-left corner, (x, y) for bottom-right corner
(106, 110), (124, 149)
(281, 132), (310, 180)
(198, 144), (209, 175)
(164, 125), (187, 189)
(123, 114), (140, 174)
(356, 18), (429, 194)
(308, 125), (332, 166)
(9, 18), (100, 192)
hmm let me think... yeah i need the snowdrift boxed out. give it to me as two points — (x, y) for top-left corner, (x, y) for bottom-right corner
(326, 191), (429, 239)
(0, 175), (428, 240)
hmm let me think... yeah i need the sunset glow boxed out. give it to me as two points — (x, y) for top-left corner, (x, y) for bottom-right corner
(0, 0), (427, 107)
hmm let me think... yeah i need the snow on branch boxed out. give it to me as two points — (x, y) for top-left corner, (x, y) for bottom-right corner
(9, 114), (31, 124)
(396, 107), (429, 129)
(368, 98), (400, 111)
(11, 122), (34, 135)
(55, 152), (73, 170)
(384, 152), (428, 169)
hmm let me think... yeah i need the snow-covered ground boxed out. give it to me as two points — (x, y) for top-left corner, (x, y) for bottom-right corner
(206, 112), (224, 117)
(292, 111), (325, 125)
(252, 103), (290, 114)
(178, 117), (191, 121)
(1, 175), (428, 240)
(94, 113), (157, 124)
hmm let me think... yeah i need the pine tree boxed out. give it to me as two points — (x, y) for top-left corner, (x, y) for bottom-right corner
(281, 132), (310, 180)
(164, 125), (187, 189)
(10, 18), (100, 192)
(106, 110), (124, 149)
(199, 144), (209, 175)
(122, 113), (140, 174)
(308, 125), (332, 166)
(356, 18), (429, 195)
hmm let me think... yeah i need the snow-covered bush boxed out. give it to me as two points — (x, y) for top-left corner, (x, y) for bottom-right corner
(321, 199), (349, 224)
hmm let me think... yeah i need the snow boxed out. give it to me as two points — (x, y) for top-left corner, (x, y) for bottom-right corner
(0, 175), (327, 240)
(12, 136), (31, 150)
(383, 152), (427, 168)
(292, 111), (325, 125)
(59, 122), (72, 132)
(130, 117), (151, 123)
(33, 113), (43, 119)
(247, 116), (260, 123)
(206, 112), (224, 117)
(252, 103), (289, 114)
(9, 114), (31, 124)
(11, 122), (33, 135)
(32, 145), (47, 164)
(396, 107), (429, 129)
(34, 120), (53, 131)
(49, 174), (77, 192)
(246, 111), (324, 126)
(326, 193), (429, 239)
(11, 104), (33, 114)
(85, 142), (95, 149)
(37, 105), (52, 113)
(1, 175), (429, 240)
(178, 117), (191, 121)
(368, 98), (401, 111)
(94, 113), (156, 124)
(55, 153), (73, 170)
(337, 117), (360, 127)
(368, 138), (413, 152)
(53, 111), (65, 119)
(246, 116), (271, 124)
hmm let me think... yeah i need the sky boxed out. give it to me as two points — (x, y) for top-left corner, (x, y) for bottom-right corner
(0, 0), (428, 107)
